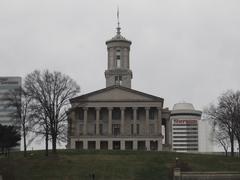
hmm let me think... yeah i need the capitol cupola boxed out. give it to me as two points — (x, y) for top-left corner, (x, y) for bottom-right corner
(105, 9), (133, 88)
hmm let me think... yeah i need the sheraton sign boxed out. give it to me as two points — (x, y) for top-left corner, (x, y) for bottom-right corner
(173, 119), (198, 124)
(0, 78), (20, 85)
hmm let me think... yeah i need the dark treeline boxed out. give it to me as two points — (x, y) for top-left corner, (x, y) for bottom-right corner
(0, 124), (21, 156)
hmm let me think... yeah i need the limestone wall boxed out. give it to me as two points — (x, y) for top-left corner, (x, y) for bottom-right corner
(173, 168), (240, 180)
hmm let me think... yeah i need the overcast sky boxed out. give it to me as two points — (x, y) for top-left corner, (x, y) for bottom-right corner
(1, 0), (240, 111)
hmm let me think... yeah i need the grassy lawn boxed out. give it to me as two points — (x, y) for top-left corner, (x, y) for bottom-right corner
(0, 150), (240, 180)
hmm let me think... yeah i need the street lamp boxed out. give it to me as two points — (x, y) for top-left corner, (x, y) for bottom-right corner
(176, 157), (179, 167)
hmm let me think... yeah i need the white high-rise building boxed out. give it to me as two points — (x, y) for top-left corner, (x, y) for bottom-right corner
(170, 103), (202, 152)
(0, 77), (22, 125)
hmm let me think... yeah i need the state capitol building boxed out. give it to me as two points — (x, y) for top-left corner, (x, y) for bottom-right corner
(67, 17), (202, 152)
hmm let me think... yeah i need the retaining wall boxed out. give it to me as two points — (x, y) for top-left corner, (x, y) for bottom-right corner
(173, 168), (240, 180)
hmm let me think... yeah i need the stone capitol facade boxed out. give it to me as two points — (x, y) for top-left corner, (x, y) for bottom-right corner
(67, 21), (171, 151)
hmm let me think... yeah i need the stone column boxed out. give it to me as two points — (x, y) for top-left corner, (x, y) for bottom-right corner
(133, 140), (138, 150)
(83, 107), (88, 135)
(120, 107), (125, 135)
(145, 107), (150, 135)
(158, 139), (162, 151)
(95, 107), (100, 135)
(157, 108), (162, 135)
(76, 121), (80, 137)
(108, 140), (113, 150)
(83, 140), (88, 150)
(133, 107), (137, 135)
(146, 140), (150, 151)
(70, 111), (77, 137)
(96, 140), (100, 150)
(108, 107), (113, 135)
(120, 140), (125, 150)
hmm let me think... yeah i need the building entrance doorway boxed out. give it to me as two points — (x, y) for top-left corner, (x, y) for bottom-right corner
(125, 141), (133, 150)
(88, 141), (96, 150)
(100, 141), (108, 150)
(138, 141), (146, 150)
(75, 141), (83, 150)
(113, 141), (120, 150)
(150, 140), (158, 150)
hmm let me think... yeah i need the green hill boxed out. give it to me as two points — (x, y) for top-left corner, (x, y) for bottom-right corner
(0, 150), (240, 180)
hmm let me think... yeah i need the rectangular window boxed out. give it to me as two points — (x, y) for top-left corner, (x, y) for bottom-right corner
(117, 59), (121, 68)
(100, 124), (103, 135)
(79, 124), (83, 135)
(173, 140), (198, 143)
(112, 108), (121, 120)
(149, 124), (155, 134)
(115, 76), (122, 85)
(116, 50), (121, 56)
(100, 111), (104, 120)
(173, 132), (198, 134)
(131, 124), (133, 135)
(119, 76), (122, 85)
(130, 110), (133, 120)
(137, 124), (140, 135)
(149, 110), (155, 120)
(173, 148), (198, 151)
(116, 50), (121, 68)
(173, 136), (198, 138)
(137, 111), (140, 120)
(112, 124), (120, 136)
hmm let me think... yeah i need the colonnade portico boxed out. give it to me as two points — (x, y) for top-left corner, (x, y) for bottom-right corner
(78, 106), (165, 136)
(69, 104), (171, 151)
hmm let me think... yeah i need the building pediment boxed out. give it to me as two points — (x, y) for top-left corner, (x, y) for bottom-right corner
(70, 86), (163, 103)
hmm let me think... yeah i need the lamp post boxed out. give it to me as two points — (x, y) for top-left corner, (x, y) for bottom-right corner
(174, 157), (181, 180)
(176, 157), (179, 167)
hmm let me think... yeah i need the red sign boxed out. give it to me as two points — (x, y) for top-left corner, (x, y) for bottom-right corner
(173, 119), (198, 124)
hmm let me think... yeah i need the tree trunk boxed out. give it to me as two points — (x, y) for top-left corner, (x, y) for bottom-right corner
(45, 126), (49, 156)
(52, 134), (57, 154)
(23, 123), (27, 157)
(225, 150), (228, 157)
(230, 133), (234, 157)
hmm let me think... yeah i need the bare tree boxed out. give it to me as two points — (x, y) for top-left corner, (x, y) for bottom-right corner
(206, 90), (240, 157)
(30, 103), (50, 156)
(24, 70), (80, 154)
(212, 127), (230, 156)
(5, 88), (32, 157)
(230, 91), (240, 156)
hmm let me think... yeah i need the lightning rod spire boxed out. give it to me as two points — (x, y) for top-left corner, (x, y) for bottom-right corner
(117, 6), (121, 35)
